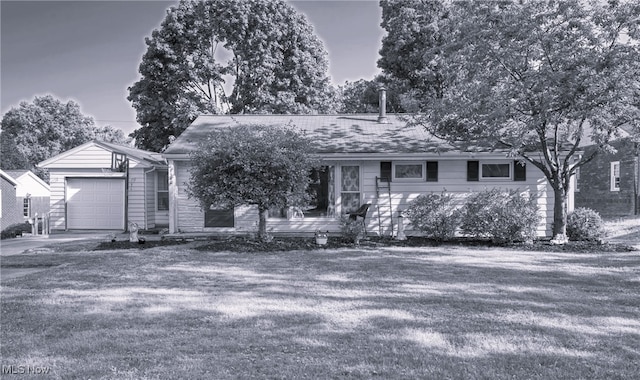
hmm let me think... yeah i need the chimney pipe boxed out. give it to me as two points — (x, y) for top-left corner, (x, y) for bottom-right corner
(377, 86), (389, 124)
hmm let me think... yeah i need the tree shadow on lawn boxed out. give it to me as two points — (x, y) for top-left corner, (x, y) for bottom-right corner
(1, 246), (639, 379)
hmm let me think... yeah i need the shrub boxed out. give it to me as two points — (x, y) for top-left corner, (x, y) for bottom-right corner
(339, 215), (365, 245)
(461, 189), (540, 244)
(1, 222), (32, 239)
(404, 192), (462, 241)
(566, 207), (605, 242)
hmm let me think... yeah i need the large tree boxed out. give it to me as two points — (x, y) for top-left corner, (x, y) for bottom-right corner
(187, 124), (317, 240)
(338, 76), (406, 114)
(128, 0), (336, 152)
(1, 95), (129, 180)
(379, 0), (640, 242)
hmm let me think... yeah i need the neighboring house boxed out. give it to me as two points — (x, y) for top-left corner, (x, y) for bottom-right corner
(4, 170), (50, 221)
(1, 169), (23, 230)
(575, 128), (639, 217)
(163, 109), (570, 238)
(38, 140), (168, 232)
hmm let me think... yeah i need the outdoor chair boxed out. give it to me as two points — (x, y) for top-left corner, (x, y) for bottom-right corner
(347, 203), (370, 235)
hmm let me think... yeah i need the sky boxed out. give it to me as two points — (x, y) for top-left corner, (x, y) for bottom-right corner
(1, 0), (385, 135)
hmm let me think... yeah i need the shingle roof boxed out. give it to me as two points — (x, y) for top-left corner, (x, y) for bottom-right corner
(96, 141), (166, 166)
(3, 170), (30, 179)
(164, 114), (462, 155)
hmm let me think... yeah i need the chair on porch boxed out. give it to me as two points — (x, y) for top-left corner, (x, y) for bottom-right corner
(347, 203), (370, 236)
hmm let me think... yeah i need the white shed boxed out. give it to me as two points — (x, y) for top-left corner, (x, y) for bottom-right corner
(38, 140), (168, 232)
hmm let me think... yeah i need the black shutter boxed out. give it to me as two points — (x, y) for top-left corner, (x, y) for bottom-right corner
(380, 161), (392, 182)
(514, 161), (526, 181)
(426, 161), (438, 182)
(467, 161), (479, 181)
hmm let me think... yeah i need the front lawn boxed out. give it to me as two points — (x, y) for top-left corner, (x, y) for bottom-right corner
(1, 244), (638, 379)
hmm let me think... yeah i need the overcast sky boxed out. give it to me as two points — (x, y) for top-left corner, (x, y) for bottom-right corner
(1, 0), (384, 135)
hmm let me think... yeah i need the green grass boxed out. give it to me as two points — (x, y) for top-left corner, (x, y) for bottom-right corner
(1, 244), (639, 379)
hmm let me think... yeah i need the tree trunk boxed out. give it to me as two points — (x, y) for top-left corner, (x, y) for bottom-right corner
(258, 206), (268, 240)
(551, 185), (568, 244)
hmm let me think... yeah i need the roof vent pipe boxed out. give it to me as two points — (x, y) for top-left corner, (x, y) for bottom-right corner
(377, 86), (389, 124)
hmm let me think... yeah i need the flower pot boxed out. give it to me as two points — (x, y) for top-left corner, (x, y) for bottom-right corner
(315, 236), (328, 245)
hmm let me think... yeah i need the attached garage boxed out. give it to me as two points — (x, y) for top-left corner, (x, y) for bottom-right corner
(38, 140), (168, 232)
(66, 178), (125, 230)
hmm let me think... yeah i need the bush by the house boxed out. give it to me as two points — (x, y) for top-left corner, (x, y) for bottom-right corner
(566, 207), (606, 242)
(461, 189), (540, 244)
(404, 192), (462, 242)
(1, 222), (33, 239)
(339, 215), (365, 245)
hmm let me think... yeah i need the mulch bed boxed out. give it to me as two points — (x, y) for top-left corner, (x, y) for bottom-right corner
(91, 236), (637, 253)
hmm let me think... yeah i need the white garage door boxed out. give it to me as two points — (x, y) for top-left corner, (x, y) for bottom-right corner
(66, 178), (125, 230)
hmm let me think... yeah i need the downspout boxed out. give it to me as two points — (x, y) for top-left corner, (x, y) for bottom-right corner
(124, 159), (129, 232)
(635, 143), (639, 215)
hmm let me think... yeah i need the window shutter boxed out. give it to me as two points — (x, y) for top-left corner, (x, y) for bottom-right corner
(426, 161), (438, 182)
(467, 161), (479, 181)
(514, 161), (526, 181)
(380, 161), (392, 182)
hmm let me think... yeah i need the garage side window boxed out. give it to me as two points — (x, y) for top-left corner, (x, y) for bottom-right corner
(157, 170), (169, 211)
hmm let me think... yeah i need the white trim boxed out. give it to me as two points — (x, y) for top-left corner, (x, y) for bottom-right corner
(156, 169), (169, 212)
(480, 161), (512, 180)
(392, 161), (426, 181)
(610, 161), (620, 191)
(338, 163), (362, 215)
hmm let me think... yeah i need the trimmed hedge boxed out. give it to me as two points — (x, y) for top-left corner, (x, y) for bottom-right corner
(460, 189), (540, 244)
(404, 192), (461, 242)
(567, 207), (605, 242)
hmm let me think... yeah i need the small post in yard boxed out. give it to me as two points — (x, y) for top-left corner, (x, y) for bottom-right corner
(395, 212), (407, 241)
(33, 212), (38, 236)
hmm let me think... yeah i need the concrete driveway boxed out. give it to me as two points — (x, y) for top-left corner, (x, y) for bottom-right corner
(1, 232), (113, 257)
(1, 232), (115, 280)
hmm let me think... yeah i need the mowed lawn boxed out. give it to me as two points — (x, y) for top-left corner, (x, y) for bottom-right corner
(1, 243), (639, 379)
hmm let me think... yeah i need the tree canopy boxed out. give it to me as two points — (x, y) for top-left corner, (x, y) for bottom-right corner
(128, 0), (336, 152)
(187, 124), (318, 239)
(1, 95), (129, 180)
(379, 0), (640, 241)
(338, 77), (406, 114)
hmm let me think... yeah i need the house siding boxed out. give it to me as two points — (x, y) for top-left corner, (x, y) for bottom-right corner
(575, 139), (640, 217)
(1, 177), (23, 230)
(127, 168), (146, 228)
(145, 170), (156, 229)
(170, 158), (554, 237)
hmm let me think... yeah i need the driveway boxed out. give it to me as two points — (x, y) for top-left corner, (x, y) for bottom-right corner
(1, 232), (114, 280)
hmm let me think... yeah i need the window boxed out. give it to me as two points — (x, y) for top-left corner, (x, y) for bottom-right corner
(157, 170), (169, 211)
(393, 162), (425, 181)
(23, 198), (30, 217)
(426, 161), (438, 182)
(610, 161), (620, 191)
(341, 165), (360, 213)
(574, 167), (580, 192)
(268, 166), (335, 219)
(204, 207), (234, 227)
(481, 163), (511, 179)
